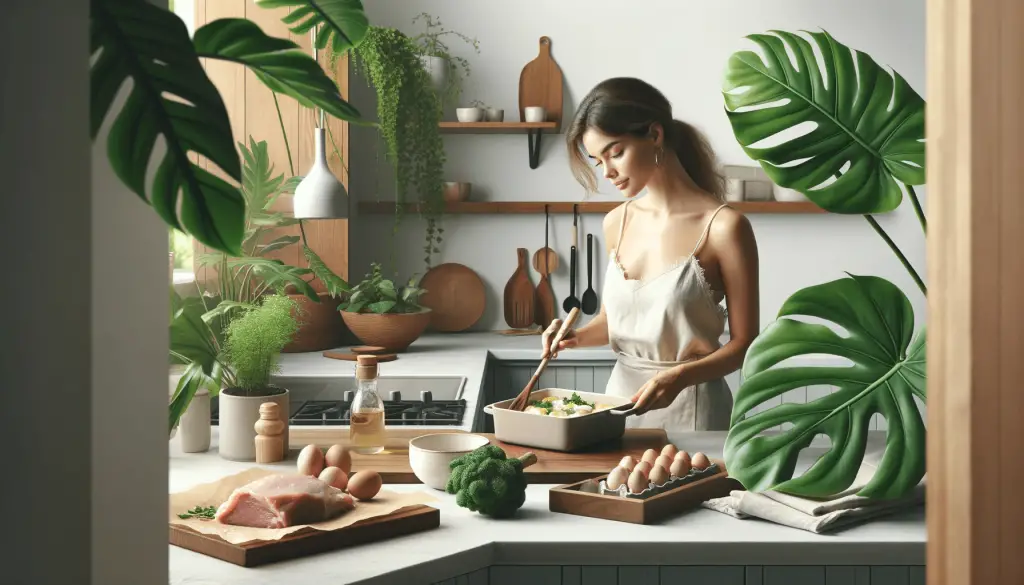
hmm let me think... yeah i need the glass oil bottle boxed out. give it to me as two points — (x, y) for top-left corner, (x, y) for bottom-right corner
(350, 355), (386, 454)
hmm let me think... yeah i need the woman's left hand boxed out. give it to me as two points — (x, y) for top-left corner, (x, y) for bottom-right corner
(629, 369), (686, 415)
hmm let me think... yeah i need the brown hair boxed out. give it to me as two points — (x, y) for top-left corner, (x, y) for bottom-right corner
(566, 77), (725, 200)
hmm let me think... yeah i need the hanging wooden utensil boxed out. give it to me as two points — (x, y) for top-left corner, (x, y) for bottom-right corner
(503, 248), (535, 329)
(533, 205), (557, 327)
(508, 307), (581, 412)
(518, 36), (564, 130)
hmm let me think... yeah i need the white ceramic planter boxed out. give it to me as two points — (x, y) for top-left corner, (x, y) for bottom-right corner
(485, 108), (504, 122)
(179, 389), (211, 453)
(420, 55), (449, 94)
(773, 185), (810, 202)
(524, 106), (547, 123)
(218, 387), (290, 461)
(456, 107), (484, 123)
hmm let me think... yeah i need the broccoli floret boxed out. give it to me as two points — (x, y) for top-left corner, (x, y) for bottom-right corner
(445, 444), (535, 518)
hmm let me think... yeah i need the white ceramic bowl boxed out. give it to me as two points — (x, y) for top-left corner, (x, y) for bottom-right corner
(524, 106), (546, 123)
(409, 433), (491, 490)
(456, 107), (484, 123)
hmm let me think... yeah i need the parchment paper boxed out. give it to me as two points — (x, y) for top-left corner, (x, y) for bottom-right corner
(169, 468), (439, 545)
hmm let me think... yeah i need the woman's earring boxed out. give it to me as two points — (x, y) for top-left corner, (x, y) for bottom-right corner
(654, 148), (662, 167)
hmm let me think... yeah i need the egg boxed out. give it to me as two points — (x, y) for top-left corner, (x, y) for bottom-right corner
(649, 464), (670, 486)
(641, 449), (659, 465)
(297, 444), (325, 477)
(627, 468), (649, 494)
(691, 452), (710, 470)
(347, 470), (383, 501)
(674, 450), (692, 466)
(606, 466), (629, 490)
(669, 458), (691, 478)
(318, 466), (349, 490)
(634, 460), (653, 479)
(325, 444), (352, 475)
(660, 444), (678, 459)
(655, 454), (674, 472)
(618, 455), (637, 472)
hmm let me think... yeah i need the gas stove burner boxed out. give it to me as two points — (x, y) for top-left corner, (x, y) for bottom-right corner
(210, 395), (467, 427)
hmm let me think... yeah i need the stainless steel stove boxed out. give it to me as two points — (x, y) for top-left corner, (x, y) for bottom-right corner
(210, 375), (469, 427)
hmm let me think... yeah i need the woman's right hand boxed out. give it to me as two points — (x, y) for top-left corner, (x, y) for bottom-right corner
(541, 318), (578, 359)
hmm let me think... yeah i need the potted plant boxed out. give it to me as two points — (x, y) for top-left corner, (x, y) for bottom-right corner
(217, 294), (301, 461)
(409, 12), (480, 108)
(720, 30), (927, 500)
(338, 262), (431, 352)
(351, 26), (448, 268)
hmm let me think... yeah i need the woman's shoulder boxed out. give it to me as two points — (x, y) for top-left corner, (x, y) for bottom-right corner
(706, 204), (756, 249)
(601, 201), (630, 249)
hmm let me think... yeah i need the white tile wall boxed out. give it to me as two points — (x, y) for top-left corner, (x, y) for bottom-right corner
(434, 565), (925, 585)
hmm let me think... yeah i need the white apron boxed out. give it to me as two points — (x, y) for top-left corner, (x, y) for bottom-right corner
(603, 202), (733, 431)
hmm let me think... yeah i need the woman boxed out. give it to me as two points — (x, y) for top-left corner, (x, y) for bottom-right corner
(541, 77), (760, 432)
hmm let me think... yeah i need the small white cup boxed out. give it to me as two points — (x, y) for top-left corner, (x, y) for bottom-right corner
(485, 108), (504, 122)
(524, 106), (546, 123)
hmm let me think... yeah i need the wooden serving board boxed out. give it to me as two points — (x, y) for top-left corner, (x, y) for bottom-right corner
(290, 428), (669, 484)
(518, 36), (563, 129)
(170, 505), (439, 567)
(549, 460), (742, 525)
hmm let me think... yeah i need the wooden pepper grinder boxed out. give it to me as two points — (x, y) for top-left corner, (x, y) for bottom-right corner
(254, 402), (285, 463)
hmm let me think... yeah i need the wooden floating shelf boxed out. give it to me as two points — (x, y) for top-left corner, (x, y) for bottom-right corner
(358, 201), (825, 215)
(438, 121), (558, 134)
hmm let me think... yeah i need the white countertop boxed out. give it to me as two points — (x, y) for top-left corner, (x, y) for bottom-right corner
(169, 429), (925, 585)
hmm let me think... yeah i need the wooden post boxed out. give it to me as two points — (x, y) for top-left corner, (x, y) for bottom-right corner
(927, 0), (1024, 583)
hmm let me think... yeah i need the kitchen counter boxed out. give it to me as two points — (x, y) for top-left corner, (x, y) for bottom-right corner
(273, 331), (618, 433)
(168, 429), (925, 585)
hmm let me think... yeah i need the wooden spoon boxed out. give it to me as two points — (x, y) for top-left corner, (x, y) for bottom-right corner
(533, 205), (558, 327)
(509, 307), (580, 411)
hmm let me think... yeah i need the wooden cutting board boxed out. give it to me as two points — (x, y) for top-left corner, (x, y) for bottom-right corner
(518, 36), (564, 129)
(418, 263), (486, 332)
(291, 428), (669, 484)
(170, 505), (438, 567)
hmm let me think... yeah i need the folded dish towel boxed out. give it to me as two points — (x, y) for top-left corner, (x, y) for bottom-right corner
(701, 459), (926, 534)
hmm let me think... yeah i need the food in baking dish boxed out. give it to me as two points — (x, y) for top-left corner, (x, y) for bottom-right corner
(522, 393), (616, 417)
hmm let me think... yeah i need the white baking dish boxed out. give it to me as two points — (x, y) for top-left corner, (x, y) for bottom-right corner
(483, 388), (636, 452)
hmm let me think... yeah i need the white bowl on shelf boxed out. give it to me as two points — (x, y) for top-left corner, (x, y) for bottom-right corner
(773, 185), (810, 202)
(409, 433), (491, 490)
(456, 107), (484, 123)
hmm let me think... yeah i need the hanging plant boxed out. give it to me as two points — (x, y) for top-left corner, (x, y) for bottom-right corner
(343, 26), (447, 269)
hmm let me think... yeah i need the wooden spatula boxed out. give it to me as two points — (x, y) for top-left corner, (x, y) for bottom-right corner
(503, 248), (535, 329)
(508, 307), (581, 411)
(534, 205), (557, 327)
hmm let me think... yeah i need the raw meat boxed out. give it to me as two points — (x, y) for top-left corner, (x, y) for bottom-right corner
(215, 474), (355, 528)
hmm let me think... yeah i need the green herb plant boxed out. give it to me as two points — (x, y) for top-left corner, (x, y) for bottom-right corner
(177, 505), (217, 520)
(720, 30), (927, 500)
(223, 294), (301, 396)
(90, 0), (369, 256)
(339, 262), (427, 315)
(350, 27), (447, 268)
(445, 445), (534, 519)
(409, 12), (480, 108)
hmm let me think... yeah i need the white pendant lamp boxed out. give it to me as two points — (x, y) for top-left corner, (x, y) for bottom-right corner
(293, 26), (348, 219)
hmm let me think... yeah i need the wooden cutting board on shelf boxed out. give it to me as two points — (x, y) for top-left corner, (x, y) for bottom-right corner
(290, 428), (669, 484)
(518, 36), (564, 129)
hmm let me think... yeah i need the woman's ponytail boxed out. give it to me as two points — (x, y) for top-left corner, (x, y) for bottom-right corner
(669, 119), (726, 201)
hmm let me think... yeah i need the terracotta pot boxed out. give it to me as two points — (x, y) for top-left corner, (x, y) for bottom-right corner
(218, 386), (289, 461)
(340, 308), (432, 352)
(443, 182), (471, 203)
(283, 292), (349, 353)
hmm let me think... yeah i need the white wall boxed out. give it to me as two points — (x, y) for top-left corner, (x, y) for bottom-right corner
(348, 0), (927, 334)
(3, 1), (168, 583)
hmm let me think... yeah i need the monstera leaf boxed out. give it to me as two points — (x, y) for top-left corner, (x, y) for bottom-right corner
(722, 30), (925, 214)
(91, 0), (244, 255)
(255, 0), (369, 54)
(724, 275), (926, 499)
(193, 18), (361, 122)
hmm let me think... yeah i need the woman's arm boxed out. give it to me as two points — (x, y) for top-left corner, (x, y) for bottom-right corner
(630, 210), (760, 413)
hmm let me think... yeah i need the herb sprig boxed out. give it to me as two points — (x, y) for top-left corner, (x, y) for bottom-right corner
(177, 505), (217, 520)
